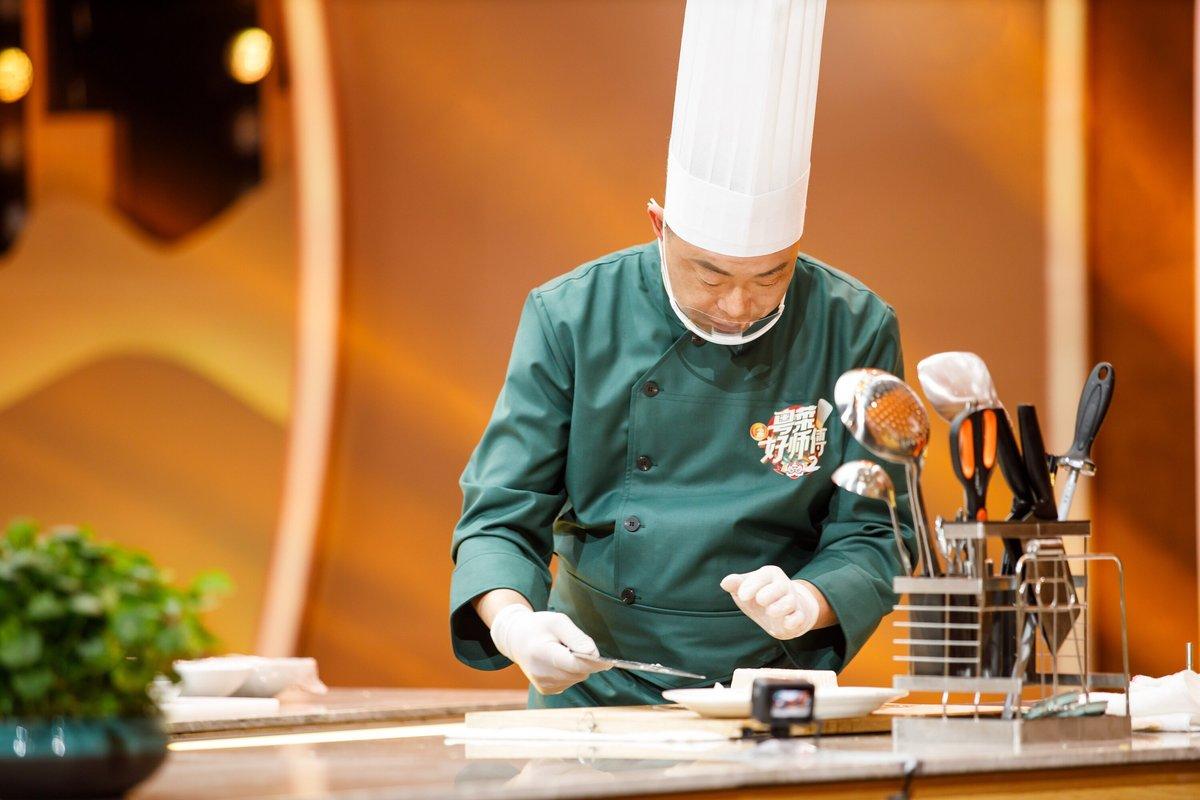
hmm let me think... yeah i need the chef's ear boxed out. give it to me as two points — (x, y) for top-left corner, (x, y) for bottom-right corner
(646, 199), (665, 241)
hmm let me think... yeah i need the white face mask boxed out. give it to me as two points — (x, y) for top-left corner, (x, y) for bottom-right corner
(657, 235), (786, 346)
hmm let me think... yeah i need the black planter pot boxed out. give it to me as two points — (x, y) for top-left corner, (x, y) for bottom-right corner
(0, 715), (168, 799)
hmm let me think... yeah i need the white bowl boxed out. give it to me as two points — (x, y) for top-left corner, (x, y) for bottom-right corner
(234, 657), (326, 697)
(173, 657), (257, 698)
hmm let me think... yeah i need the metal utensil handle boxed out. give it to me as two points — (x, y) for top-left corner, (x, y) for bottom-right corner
(906, 462), (941, 577)
(1056, 469), (1081, 521)
(887, 502), (914, 576)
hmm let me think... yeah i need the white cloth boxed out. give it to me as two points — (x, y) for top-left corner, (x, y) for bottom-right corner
(1096, 670), (1200, 731)
(665, 0), (826, 257)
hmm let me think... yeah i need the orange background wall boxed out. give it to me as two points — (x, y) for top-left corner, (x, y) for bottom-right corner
(1088, 0), (1197, 677)
(302, 0), (1050, 689)
(1, 0), (1191, 692)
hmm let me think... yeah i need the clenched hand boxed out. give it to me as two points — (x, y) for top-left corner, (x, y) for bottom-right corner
(720, 565), (821, 640)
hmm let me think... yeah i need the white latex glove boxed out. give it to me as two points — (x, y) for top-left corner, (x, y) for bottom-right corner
(489, 604), (610, 695)
(720, 565), (821, 640)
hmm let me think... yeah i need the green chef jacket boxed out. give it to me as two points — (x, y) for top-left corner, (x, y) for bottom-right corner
(450, 242), (916, 708)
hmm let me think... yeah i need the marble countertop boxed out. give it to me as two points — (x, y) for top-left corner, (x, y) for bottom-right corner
(166, 688), (528, 735)
(136, 715), (1200, 799)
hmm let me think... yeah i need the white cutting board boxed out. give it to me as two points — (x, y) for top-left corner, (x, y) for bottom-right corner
(160, 696), (280, 723)
(462, 702), (1000, 739)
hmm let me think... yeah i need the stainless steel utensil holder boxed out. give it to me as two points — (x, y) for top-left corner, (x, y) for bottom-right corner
(890, 519), (1132, 748)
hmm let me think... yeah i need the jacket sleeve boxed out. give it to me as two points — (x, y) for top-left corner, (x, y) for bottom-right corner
(785, 309), (918, 670)
(449, 291), (573, 670)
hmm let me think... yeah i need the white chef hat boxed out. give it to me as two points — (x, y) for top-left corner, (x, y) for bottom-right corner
(664, 0), (826, 258)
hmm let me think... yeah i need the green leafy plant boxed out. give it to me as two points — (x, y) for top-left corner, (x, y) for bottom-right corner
(0, 519), (231, 719)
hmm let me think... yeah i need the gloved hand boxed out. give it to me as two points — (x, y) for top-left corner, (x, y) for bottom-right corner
(489, 604), (610, 695)
(720, 565), (821, 640)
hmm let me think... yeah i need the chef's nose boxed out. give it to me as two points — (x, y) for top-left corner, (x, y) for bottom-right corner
(718, 286), (752, 321)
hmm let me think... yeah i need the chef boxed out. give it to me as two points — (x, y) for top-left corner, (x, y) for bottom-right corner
(450, 0), (915, 708)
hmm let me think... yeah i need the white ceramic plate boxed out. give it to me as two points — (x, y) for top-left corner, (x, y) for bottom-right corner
(661, 686), (906, 720)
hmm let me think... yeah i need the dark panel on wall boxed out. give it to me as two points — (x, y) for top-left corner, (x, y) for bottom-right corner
(44, 0), (265, 239)
(1088, 0), (1196, 675)
(0, 0), (28, 255)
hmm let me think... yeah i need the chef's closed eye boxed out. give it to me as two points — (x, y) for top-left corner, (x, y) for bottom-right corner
(755, 264), (791, 287)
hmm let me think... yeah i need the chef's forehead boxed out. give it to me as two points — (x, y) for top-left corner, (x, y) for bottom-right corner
(666, 225), (795, 276)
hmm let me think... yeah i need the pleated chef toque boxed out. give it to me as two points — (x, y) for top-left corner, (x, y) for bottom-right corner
(664, 0), (826, 257)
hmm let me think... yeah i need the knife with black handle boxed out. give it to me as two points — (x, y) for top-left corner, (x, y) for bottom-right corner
(992, 409), (1035, 696)
(996, 410), (1033, 522)
(1056, 362), (1115, 520)
(1015, 404), (1079, 652)
(991, 409), (1035, 581)
(1012, 364), (1114, 705)
(1017, 405), (1058, 521)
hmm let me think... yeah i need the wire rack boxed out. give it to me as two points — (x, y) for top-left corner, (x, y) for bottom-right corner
(890, 519), (1131, 747)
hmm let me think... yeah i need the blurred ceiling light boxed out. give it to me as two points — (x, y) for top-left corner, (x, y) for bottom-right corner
(227, 27), (273, 85)
(0, 47), (32, 103)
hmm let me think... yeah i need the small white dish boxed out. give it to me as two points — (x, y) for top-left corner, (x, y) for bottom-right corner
(234, 656), (326, 697)
(662, 685), (906, 720)
(173, 657), (257, 697)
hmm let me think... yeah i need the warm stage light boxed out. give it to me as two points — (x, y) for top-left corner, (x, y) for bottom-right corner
(227, 27), (274, 85)
(0, 47), (32, 103)
(168, 724), (462, 751)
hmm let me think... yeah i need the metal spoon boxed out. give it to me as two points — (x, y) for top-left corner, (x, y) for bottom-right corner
(915, 351), (1000, 421)
(834, 369), (939, 576)
(832, 459), (913, 576)
(918, 352), (1016, 574)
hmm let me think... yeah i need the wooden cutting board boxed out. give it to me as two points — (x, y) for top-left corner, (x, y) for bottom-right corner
(463, 703), (1003, 739)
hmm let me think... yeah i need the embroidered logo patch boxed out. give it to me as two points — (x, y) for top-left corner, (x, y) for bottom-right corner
(750, 399), (833, 479)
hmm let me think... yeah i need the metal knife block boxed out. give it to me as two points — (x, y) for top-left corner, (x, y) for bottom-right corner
(890, 519), (1132, 748)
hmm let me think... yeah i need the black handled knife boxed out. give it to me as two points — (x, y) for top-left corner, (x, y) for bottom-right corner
(1016, 405), (1058, 521)
(1056, 362), (1115, 519)
(1015, 403), (1079, 652)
